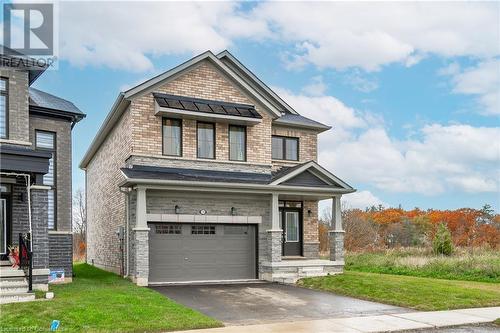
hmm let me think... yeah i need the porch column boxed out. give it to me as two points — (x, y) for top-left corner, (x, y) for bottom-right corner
(134, 187), (149, 286)
(329, 195), (344, 262)
(30, 185), (50, 271)
(267, 193), (282, 262)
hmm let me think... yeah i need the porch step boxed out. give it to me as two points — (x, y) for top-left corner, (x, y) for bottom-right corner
(0, 291), (35, 304)
(0, 267), (25, 278)
(0, 260), (11, 267)
(0, 280), (28, 294)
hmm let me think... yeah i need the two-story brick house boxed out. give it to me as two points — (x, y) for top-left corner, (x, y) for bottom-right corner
(0, 51), (84, 300)
(80, 51), (355, 286)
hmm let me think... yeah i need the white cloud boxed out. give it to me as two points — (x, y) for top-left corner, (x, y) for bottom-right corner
(442, 60), (500, 115)
(342, 191), (389, 210)
(277, 90), (500, 195)
(50, 2), (498, 74)
(57, 2), (262, 71)
(302, 76), (327, 96)
(343, 70), (379, 93)
(252, 2), (499, 71)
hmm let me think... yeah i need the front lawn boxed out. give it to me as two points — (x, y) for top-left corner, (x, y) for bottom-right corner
(345, 247), (500, 283)
(298, 271), (500, 311)
(0, 263), (222, 333)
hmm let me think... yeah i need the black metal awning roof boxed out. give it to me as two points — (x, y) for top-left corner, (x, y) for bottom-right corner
(153, 93), (262, 119)
(0, 145), (51, 174)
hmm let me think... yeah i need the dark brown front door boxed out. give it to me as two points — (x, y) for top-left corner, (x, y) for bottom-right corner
(280, 207), (302, 256)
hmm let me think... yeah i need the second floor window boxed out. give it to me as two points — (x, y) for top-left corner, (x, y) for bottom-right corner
(0, 78), (8, 139)
(162, 118), (182, 156)
(272, 135), (299, 161)
(197, 122), (215, 159)
(229, 125), (246, 161)
(36, 130), (56, 229)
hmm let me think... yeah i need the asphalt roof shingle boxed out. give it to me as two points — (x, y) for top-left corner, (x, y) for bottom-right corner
(29, 87), (84, 115)
(273, 113), (330, 131)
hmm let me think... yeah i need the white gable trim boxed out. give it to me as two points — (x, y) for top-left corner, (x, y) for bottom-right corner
(217, 50), (298, 115)
(124, 51), (282, 118)
(270, 161), (354, 190)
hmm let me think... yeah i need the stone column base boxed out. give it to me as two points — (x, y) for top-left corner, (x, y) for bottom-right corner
(266, 229), (283, 262)
(133, 228), (150, 286)
(329, 230), (345, 261)
(303, 242), (320, 259)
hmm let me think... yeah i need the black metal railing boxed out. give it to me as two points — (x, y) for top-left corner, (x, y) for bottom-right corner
(19, 233), (33, 292)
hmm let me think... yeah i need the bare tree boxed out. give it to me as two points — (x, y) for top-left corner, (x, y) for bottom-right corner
(73, 188), (86, 261)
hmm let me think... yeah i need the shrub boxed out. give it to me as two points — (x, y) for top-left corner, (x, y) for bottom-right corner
(433, 223), (454, 256)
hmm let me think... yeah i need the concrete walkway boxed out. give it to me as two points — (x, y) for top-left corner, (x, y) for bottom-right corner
(176, 307), (500, 333)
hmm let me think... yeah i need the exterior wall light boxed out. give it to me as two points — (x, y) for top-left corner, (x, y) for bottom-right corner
(231, 207), (236, 216)
(307, 209), (312, 217)
(174, 205), (180, 214)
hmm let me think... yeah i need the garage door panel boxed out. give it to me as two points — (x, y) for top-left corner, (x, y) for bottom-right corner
(148, 223), (256, 283)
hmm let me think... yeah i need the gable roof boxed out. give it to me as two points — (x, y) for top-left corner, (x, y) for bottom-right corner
(79, 50), (333, 169)
(217, 50), (298, 115)
(120, 163), (356, 194)
(270, 160), (354, 190)
(123, 51), (282, 117)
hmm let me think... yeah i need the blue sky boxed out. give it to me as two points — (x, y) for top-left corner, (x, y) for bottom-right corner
(5, 1), (499, 212)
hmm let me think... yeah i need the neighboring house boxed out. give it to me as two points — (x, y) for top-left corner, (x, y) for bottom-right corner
(80, 50), (355, 286)
(0, 51), (85, 296)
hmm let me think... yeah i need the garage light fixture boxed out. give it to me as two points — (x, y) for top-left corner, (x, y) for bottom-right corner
(231, 207), (236, 216)
(174, 205), (180, 214)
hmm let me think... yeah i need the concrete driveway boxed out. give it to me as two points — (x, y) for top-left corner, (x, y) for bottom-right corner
(151, 282), (410, 325)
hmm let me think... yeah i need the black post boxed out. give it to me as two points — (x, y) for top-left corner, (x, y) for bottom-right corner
(27, 233), (32, 292)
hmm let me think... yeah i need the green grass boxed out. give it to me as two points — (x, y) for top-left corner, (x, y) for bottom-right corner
(298, 271), (500, 311)
(346, 247), (500, 283)
(0, 263), (222, 333)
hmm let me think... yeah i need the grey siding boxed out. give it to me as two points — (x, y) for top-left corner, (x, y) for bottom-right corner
(282, 170), (331, 187)
(49, 233), (73, 277)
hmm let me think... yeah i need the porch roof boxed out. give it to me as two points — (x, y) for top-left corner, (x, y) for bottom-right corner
(119, 162), (356, 195)
(0, 145), (51, 174)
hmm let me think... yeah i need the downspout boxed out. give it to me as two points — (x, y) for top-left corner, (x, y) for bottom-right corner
(119, 187), (131, 277)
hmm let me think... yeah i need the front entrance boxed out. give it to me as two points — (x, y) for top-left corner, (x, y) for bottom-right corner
(279, 201), (303, 256)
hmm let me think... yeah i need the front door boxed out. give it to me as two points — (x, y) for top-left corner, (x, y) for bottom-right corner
(280, 207), (302, 256)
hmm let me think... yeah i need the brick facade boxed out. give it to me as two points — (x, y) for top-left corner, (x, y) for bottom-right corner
(271, 125), (318, 171)
(0, 68), (30, 144)
(129, 60), (273, 169)
(85, 57), (337, 282)
(86, 109), (131, 273)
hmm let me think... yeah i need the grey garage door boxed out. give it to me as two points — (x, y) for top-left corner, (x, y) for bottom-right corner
(149, 223), (256, 283)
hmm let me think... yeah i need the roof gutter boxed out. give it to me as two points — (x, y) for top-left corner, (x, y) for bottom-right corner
(118, 175), (356, 195)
